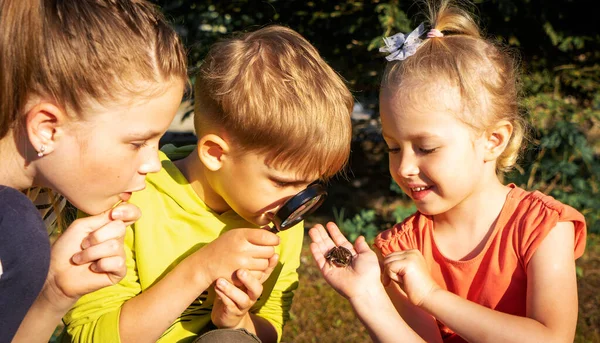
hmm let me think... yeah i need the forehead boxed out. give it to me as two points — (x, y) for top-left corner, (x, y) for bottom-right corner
(74, 82), (184, 132)
(380, 82), (468, 135)
(232, 149), (320, 182)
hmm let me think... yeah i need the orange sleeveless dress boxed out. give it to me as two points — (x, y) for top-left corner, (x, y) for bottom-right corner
(374, 185), (587, 342)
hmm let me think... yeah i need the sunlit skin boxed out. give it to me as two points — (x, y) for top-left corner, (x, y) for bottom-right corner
(6, 80), (186, 343)
(176, 139), (320, 228)
(32, 81), (185, 215)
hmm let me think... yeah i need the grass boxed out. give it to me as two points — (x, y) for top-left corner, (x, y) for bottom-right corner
(281, 233), (600, 343)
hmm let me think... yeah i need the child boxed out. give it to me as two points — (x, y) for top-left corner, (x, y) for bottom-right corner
(62, 25), (354, 343)
(0, 0), (187, 342)
(310, 1), (586, 342)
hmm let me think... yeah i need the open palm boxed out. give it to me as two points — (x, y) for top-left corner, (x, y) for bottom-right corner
(309, 222), (382, 300)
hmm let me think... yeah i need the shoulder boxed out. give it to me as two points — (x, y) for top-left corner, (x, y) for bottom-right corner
(374, 211), (429, 256)
(509, 186), (585, 230)
(507, 185), (587, 262)
(0, 186), (40, 221)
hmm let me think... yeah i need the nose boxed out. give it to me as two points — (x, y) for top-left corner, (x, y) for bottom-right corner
(138, 148), (162, 175)
(396, 150), (419, 178)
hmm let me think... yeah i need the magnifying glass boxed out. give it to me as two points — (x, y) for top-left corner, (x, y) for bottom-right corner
(269, 182), (327, 233)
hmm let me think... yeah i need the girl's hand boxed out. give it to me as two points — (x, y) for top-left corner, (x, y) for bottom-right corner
(211, 263), (276, 329)
(309, 222), (381, 300)
(382, 249), (440, 307)
(43, 202), (138, 310)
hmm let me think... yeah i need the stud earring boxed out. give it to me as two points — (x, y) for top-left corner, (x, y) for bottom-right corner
(37, 145), (46, 157)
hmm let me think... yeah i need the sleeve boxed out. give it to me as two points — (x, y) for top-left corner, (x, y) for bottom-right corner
(374, 213), (422, 257)
(60, 224), (141, 343)
(518, 194), (587, 268)
(252, 221), (304, 342)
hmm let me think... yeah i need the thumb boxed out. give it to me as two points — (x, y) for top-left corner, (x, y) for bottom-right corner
(354, 236), (373, 255)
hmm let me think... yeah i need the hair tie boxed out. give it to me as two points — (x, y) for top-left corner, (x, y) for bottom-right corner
(427, 29), (444, 38)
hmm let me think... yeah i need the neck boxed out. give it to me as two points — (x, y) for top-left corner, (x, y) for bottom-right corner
(174, 148), (231, 214)
(0, 131), (36, 190)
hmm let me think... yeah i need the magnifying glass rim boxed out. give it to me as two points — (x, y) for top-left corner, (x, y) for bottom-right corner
(272, 182), (327, 231)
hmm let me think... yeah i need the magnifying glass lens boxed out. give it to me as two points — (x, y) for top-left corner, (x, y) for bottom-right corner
(280, 194), (323, 227)
(271, 183), (327, 232)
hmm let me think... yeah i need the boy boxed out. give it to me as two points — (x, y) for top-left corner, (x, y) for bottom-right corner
(62, 25), (353, 343)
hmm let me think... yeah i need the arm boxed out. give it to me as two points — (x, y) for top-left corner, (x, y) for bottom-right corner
(309, 222), (426, 343)
(249, 222), (305, 342)
(384, 222), (577, 343)
(420, 222), (577, 343)
(116, 228), (279, 343)
(13, 203), (136, 343)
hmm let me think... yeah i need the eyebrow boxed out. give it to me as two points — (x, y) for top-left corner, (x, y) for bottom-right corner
(126, 130), (163, 140)
(382, 131), (442, 140)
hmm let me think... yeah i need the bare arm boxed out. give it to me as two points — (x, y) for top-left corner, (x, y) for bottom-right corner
(419, 222), (577, 343)
(119, 229), (279, 343)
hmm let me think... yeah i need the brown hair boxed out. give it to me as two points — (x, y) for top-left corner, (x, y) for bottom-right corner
(194, 25), (353, 180)
(1, 0), (188, 232)
(381, 0), (528, 172)
(0, 0), (188, 140)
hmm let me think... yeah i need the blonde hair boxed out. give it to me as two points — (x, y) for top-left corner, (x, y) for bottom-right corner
(194, 25), (353, 180)
(381, 0), (528, 172)
(1, 0), (188, 232)
(0, 0), (187, 140)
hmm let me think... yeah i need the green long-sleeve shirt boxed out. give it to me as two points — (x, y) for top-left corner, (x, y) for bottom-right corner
(61, 147), (303, 343)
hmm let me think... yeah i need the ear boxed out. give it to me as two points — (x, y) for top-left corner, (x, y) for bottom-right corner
(25, 102), (67, 157)
(483, 120), (513, 162)
(197, 134), (230, 171)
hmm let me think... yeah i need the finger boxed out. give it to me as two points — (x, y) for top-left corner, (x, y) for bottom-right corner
(110, 202), (141, 226)
(258, 254), (279, 284)
(383, 261), (405, 284)
(82, 219), (126, 249)
(73, 239), (123, 265)
(215, 278), (251, 311)
(236, 269), (263, 301)
(354, 236), (373, 256)
(246, 245), (277, 259)
(309, 242), (327, 269)
(308, 224), (335, 254)
(245, 229), (280, 246)
(325, 222), (355, 253)
(90, 256), (126, 278)
(213, 285), (239, 311)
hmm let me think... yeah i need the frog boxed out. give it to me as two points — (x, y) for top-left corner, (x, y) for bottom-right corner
(325, 245), (353, 267)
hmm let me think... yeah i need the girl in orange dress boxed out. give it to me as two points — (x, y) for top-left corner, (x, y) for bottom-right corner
(309, 0), (586, 342)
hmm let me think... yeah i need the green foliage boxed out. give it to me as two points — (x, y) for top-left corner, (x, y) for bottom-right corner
(332, 207), (379, 243)
(392, 203), (417, 223)
(154, 0), (600, 232)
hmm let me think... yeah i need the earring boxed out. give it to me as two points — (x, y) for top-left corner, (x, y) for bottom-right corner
(37, 145), (46, 157)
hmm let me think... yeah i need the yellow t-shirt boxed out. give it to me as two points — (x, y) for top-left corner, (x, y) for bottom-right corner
(61, 147), (303, 343)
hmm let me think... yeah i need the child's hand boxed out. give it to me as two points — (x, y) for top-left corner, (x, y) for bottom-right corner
(309, 222), (381, 301)
(199, 228), (279, 284)
(382, 249), (440, 307)
(211, 264), (275, 329)
(43, 202), (137, 310)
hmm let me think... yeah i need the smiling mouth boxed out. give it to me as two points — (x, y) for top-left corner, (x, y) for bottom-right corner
(411, 186), (431, 192)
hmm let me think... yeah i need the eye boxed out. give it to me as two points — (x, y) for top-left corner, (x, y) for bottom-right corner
(386, 146), (401, 154)
(418, 147), (438, 154)
(131, 141), (148, 150)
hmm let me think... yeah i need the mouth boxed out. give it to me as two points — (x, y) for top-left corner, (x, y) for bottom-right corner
(410, 186), (431, 192)
(407, 185), (433, 201)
